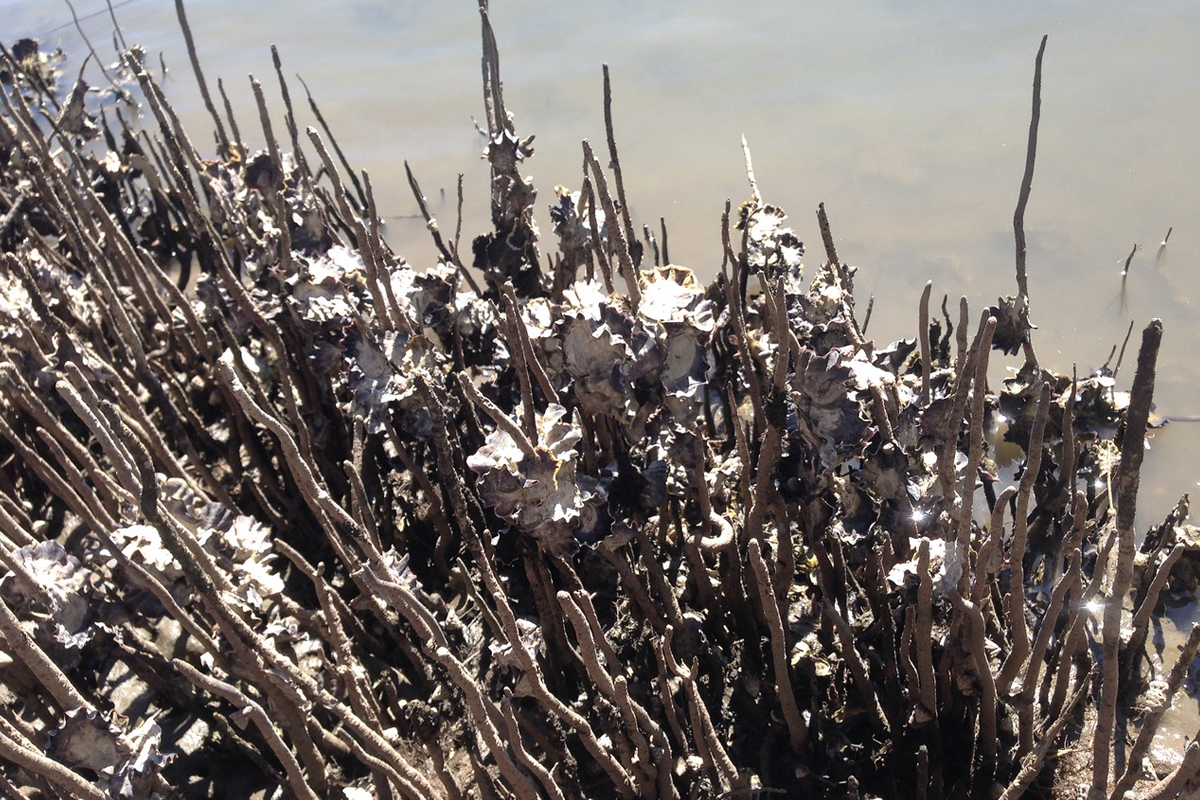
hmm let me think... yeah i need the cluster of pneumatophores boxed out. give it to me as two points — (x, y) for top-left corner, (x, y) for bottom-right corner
(0, 9), (1197, 800)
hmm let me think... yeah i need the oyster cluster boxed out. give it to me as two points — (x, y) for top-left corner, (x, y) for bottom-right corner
(0, 17), (1191, 800)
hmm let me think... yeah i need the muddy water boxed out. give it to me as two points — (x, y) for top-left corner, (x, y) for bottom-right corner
(9, 0), (1200, 746)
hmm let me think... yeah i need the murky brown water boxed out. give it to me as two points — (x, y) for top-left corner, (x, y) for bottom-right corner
(9, 0), (1200, 751)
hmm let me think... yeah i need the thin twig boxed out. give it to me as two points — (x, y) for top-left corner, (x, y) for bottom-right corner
(1112, 319), (1135, 380)
(919, 281), (933, 402)
(999, 670), (1092, 800)
(583, 140), (639, 310)
(1013, 35), (1047, 302)
(172, 0), (229, 153)
(602, 64), (639, 266)
(747, 539), (807, 753)
(660, 216), (670, 265)
(742, 135), (761, 206)
(581, 178), (613, 293)
(823, 597), (891, 734)
(0, 722), (107, 800)
(457, 372), (537, 459)
(1018, 551), (1080, 755)
(996, 378), (1048, 693)
(173, 659), (322, 800)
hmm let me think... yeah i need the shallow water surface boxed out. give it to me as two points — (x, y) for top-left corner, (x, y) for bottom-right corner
(7, 0), (1200, 525)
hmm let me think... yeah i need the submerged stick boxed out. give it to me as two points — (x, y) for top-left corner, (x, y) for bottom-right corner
(1091, 318), (1163, 799)
(1155, 227), (1172, 267)
(1112, 622), (1200, 799)
(1141, 741), (1200, 800)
